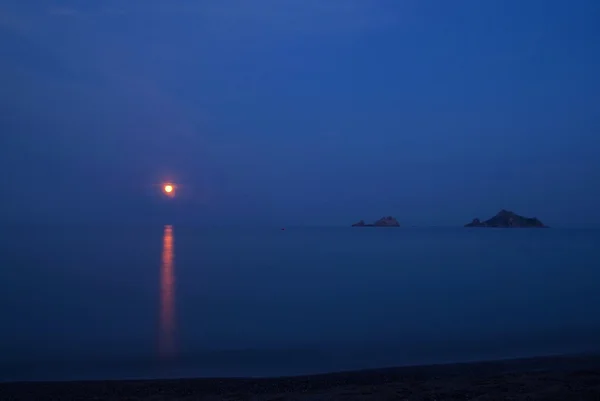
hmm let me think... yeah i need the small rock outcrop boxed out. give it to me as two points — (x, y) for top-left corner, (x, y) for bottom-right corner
(465, 210), (547, 228)
(352, 216), (400, 227)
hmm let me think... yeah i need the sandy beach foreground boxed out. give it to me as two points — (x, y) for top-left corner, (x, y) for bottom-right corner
(2, 354), (600, 400)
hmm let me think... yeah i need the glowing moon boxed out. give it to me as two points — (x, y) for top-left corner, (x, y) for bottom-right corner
(162, 183), (175, 197)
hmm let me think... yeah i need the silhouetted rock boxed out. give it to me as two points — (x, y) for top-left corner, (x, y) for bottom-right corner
(352, 216), (400, 227)
(465, 210), (547, 228)
(374, 216), (400, 227)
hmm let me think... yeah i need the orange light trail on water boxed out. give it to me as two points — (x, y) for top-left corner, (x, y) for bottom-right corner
(159, 225), (176, 357)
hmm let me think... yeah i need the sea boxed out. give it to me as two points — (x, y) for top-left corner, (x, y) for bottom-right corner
(1, 225), (599, 382)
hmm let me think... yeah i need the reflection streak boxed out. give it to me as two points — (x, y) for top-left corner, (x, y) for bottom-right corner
(159, 225), (176, 357)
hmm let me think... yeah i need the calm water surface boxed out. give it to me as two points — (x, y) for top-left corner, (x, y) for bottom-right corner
(1, 225), (599, 381)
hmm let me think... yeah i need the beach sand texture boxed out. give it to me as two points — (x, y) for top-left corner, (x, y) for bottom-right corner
(2, 354), (600, 400)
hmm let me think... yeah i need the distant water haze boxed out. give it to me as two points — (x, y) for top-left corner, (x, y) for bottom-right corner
(1, 225), (599, 381)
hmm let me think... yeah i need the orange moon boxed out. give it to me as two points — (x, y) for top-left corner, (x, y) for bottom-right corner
(163, 183), (175, 197)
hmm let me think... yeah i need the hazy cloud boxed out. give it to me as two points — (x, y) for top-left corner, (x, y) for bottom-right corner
(0, 7), (33, 34)
(36, 0), (397, 35)
(48, 7), (79, 17)
(198, 0), (397, 34)
(216, 1), (390, 23)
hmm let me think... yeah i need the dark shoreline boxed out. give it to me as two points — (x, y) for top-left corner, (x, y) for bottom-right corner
(3, 354), (600, 400)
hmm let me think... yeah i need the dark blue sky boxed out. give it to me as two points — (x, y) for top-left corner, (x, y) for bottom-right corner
(2, 0), (599, 226)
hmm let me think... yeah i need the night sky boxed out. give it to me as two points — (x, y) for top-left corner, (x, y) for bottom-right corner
(2, 0), (599, 227)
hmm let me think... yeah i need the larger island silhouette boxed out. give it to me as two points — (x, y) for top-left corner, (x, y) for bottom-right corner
(351, 210), (548, 228)
(464, 209), (548, 228)
(352, 216), (400, 227)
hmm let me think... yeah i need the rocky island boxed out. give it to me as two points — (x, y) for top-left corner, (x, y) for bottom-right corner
(352, 216), (400, 227)
(465, 209), (547, 228)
